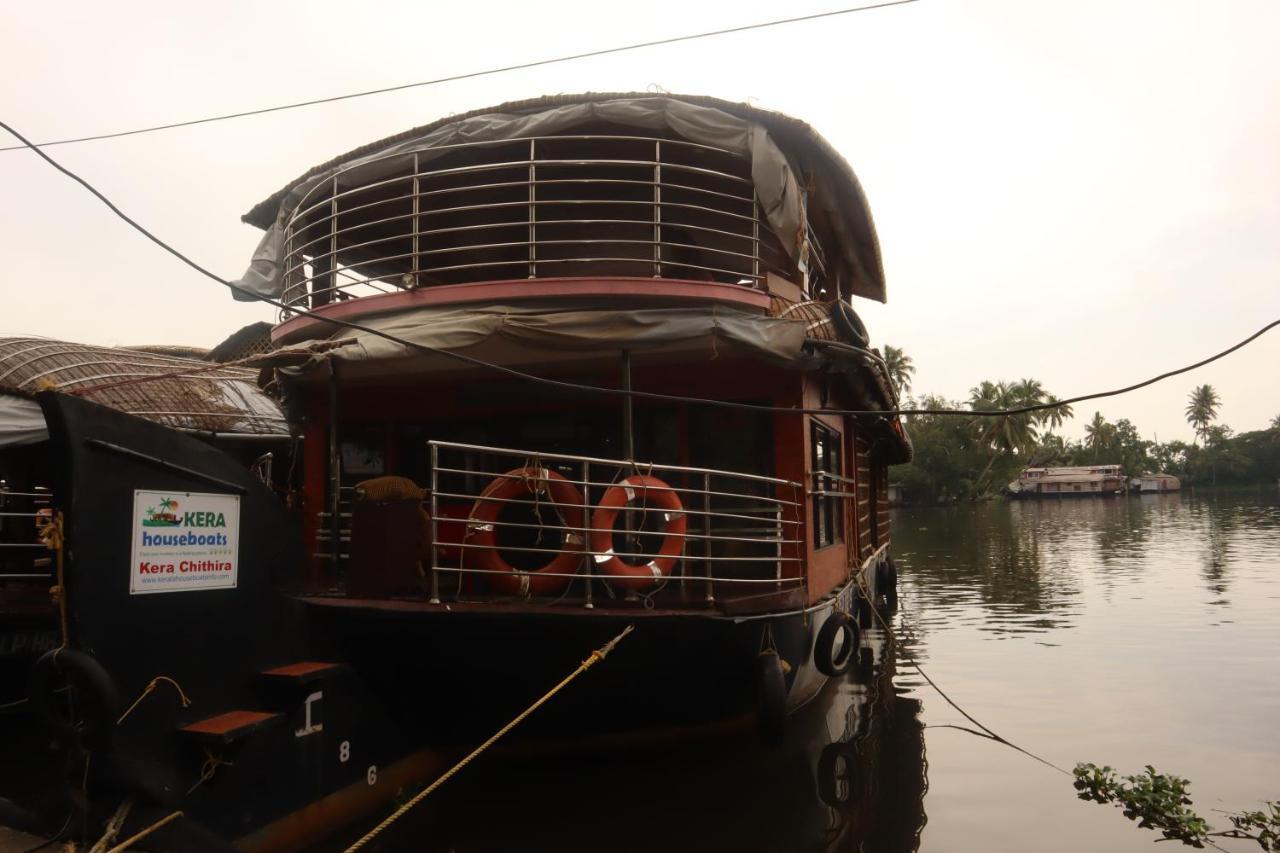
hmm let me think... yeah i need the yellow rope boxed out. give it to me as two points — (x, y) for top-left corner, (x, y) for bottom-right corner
(40, 511), (69, 647)
(117, 676), (192, 725)
(103, 810), (182, 853)
(344, 624), (635, 852)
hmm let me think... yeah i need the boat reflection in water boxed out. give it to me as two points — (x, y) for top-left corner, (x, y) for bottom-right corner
(348, 625), (927, 853)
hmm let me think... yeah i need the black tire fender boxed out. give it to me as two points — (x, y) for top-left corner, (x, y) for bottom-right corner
(832, 301), (870, 348)
(814, 611), (860, 677)
(28, 648), (121, 748)
(817, 742), (862, 807)
(756, 651), (787, 745)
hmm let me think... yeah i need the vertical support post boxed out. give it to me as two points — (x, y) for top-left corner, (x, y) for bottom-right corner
(283, 230), (295, 315)
(653, 139), (662, 278)
(775, 502), (783, 588)
(327, 360), (341, 586)
(703, 471), (714, 604)
(429, 442), (441, 604)
(621, 350), (635, 463)
(582, 460), (593, 610)
(410, 152), (420, 288)
(528, 138), (537, 279)
(752, 201), (761, 287)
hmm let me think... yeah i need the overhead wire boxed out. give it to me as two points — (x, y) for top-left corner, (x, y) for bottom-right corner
(0, 1), (918, 152)
(1, 116), (1276, 421)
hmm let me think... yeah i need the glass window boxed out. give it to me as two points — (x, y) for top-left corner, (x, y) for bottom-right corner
(811, 421), (844, 548)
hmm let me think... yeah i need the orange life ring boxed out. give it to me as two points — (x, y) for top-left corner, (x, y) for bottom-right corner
(467, 466), (585, 597)
(590, 475), (687, 591)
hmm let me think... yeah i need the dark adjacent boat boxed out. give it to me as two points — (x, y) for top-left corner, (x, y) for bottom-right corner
(0, 93), (911, 849)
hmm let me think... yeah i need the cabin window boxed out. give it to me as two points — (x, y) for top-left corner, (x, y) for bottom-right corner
(811, 420), (844, 548)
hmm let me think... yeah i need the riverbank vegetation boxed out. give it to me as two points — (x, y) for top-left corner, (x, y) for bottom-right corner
(885, 349), (1280, 503)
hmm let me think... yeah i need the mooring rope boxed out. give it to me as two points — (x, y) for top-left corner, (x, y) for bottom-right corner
(103, 810), (183, 853)
(343, 625), (634, 852)
(117, 676), (192, 725)
(855, 567), (1070, 776)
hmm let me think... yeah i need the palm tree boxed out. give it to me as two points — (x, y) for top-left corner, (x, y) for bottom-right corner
(882, 345), (915, 395)
(1270, 413), (1280, 430)
(1084, 412), (1113, 461)
(969, 380), (1039, 490)
(1185, 385), (1220, 445)
(1039, 394), (1073, 433)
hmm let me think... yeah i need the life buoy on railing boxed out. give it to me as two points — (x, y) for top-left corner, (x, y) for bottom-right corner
(467, 466), (585, 598)
(589, 475), (687, 592)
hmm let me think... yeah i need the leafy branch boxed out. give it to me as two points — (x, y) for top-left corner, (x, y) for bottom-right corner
(1074, 763), (1278, 850)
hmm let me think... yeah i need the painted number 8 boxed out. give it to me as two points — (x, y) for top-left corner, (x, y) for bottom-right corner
(338, 740), (350, 763)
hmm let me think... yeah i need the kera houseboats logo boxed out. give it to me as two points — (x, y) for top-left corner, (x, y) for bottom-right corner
(142, 497), (181, 527)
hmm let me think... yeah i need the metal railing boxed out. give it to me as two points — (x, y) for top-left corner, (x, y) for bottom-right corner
(0, 485), (53, 580)
(417, 441), (804, 607)
(279, 134), (796, 314)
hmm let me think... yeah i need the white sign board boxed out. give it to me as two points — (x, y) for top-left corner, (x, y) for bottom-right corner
(130, 490), (240, 595)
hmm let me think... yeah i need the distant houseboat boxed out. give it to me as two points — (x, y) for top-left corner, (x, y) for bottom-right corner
(1007, 465), (1127, 497)
(1132, 473), (1181, 493)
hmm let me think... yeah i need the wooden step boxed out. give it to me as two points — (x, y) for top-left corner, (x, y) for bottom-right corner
(179, 710), (282, 744)
(258, 661), (343, 685)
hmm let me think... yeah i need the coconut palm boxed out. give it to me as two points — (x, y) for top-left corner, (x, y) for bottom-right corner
(882, 345), (915, 395)
(1185, 385), (1220, 445)
(1039, 394), (1073, 433)
(1084, 411), (1113, 461)
(969, 380), (1039, 490)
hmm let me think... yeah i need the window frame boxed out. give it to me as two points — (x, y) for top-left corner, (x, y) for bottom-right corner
(810, 419), (845, 549)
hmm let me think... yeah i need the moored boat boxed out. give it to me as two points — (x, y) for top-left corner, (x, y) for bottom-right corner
(1, 94), (912, 848)
(1007, 464), (1127, 497)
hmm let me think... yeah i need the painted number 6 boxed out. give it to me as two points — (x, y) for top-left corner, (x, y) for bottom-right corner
(367, 765), (378, 786)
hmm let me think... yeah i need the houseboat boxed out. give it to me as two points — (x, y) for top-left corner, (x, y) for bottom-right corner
(1132, 473), (1181, 493)
(0, 94), (911, 849)
(1007, 464), (1127, 497)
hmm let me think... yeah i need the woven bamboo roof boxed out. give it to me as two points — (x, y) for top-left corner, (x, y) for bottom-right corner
(0, 337), (288, 436)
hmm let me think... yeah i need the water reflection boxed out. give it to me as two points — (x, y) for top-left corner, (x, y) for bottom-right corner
(363, 628), (927, 852)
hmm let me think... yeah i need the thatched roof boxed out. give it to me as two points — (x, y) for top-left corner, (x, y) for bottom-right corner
(241, 92), (886, 302)
(0, 337), (288, 436)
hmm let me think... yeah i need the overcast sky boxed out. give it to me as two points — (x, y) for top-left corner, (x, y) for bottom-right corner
(2, 0), (1277, 442)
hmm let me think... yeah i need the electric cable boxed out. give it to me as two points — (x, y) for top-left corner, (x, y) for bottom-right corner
(2, 117), (1276, 421)
(0, 1), (918, 152)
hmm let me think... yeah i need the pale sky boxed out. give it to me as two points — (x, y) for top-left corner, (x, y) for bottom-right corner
(2, 0), (1277, 443)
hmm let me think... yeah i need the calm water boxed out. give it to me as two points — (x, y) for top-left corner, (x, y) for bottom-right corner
(363, 487), (1280, 851)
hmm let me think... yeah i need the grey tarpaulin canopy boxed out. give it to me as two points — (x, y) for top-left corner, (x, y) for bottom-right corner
(0, 393), (47, 449)
(273, 301), (817, 381)
(235, 93), (885, 303)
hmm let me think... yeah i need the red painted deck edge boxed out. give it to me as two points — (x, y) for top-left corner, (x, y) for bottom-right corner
(261, 661), (339, 678)
(181, 710), (279, 736)
(272, 277), (771, 345)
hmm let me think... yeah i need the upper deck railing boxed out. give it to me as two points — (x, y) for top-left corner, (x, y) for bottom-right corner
(279, 134), (796, 315)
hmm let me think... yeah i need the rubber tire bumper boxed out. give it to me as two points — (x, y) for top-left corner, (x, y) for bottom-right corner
(832, 301), (870, 348)
(28, 647), (121, 748)
(813, 611), (860, 677)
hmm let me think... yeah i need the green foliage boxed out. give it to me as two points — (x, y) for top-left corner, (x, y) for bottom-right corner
(1073, 763), (1280, 850)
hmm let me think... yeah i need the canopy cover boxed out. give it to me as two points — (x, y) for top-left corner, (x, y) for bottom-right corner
(0, 393), (47, 448)
(235, 94), (885, 303)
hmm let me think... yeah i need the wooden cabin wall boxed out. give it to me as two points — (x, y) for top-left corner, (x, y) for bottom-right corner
(853, 431), (874, 563)
(874, 461), (892, 552)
